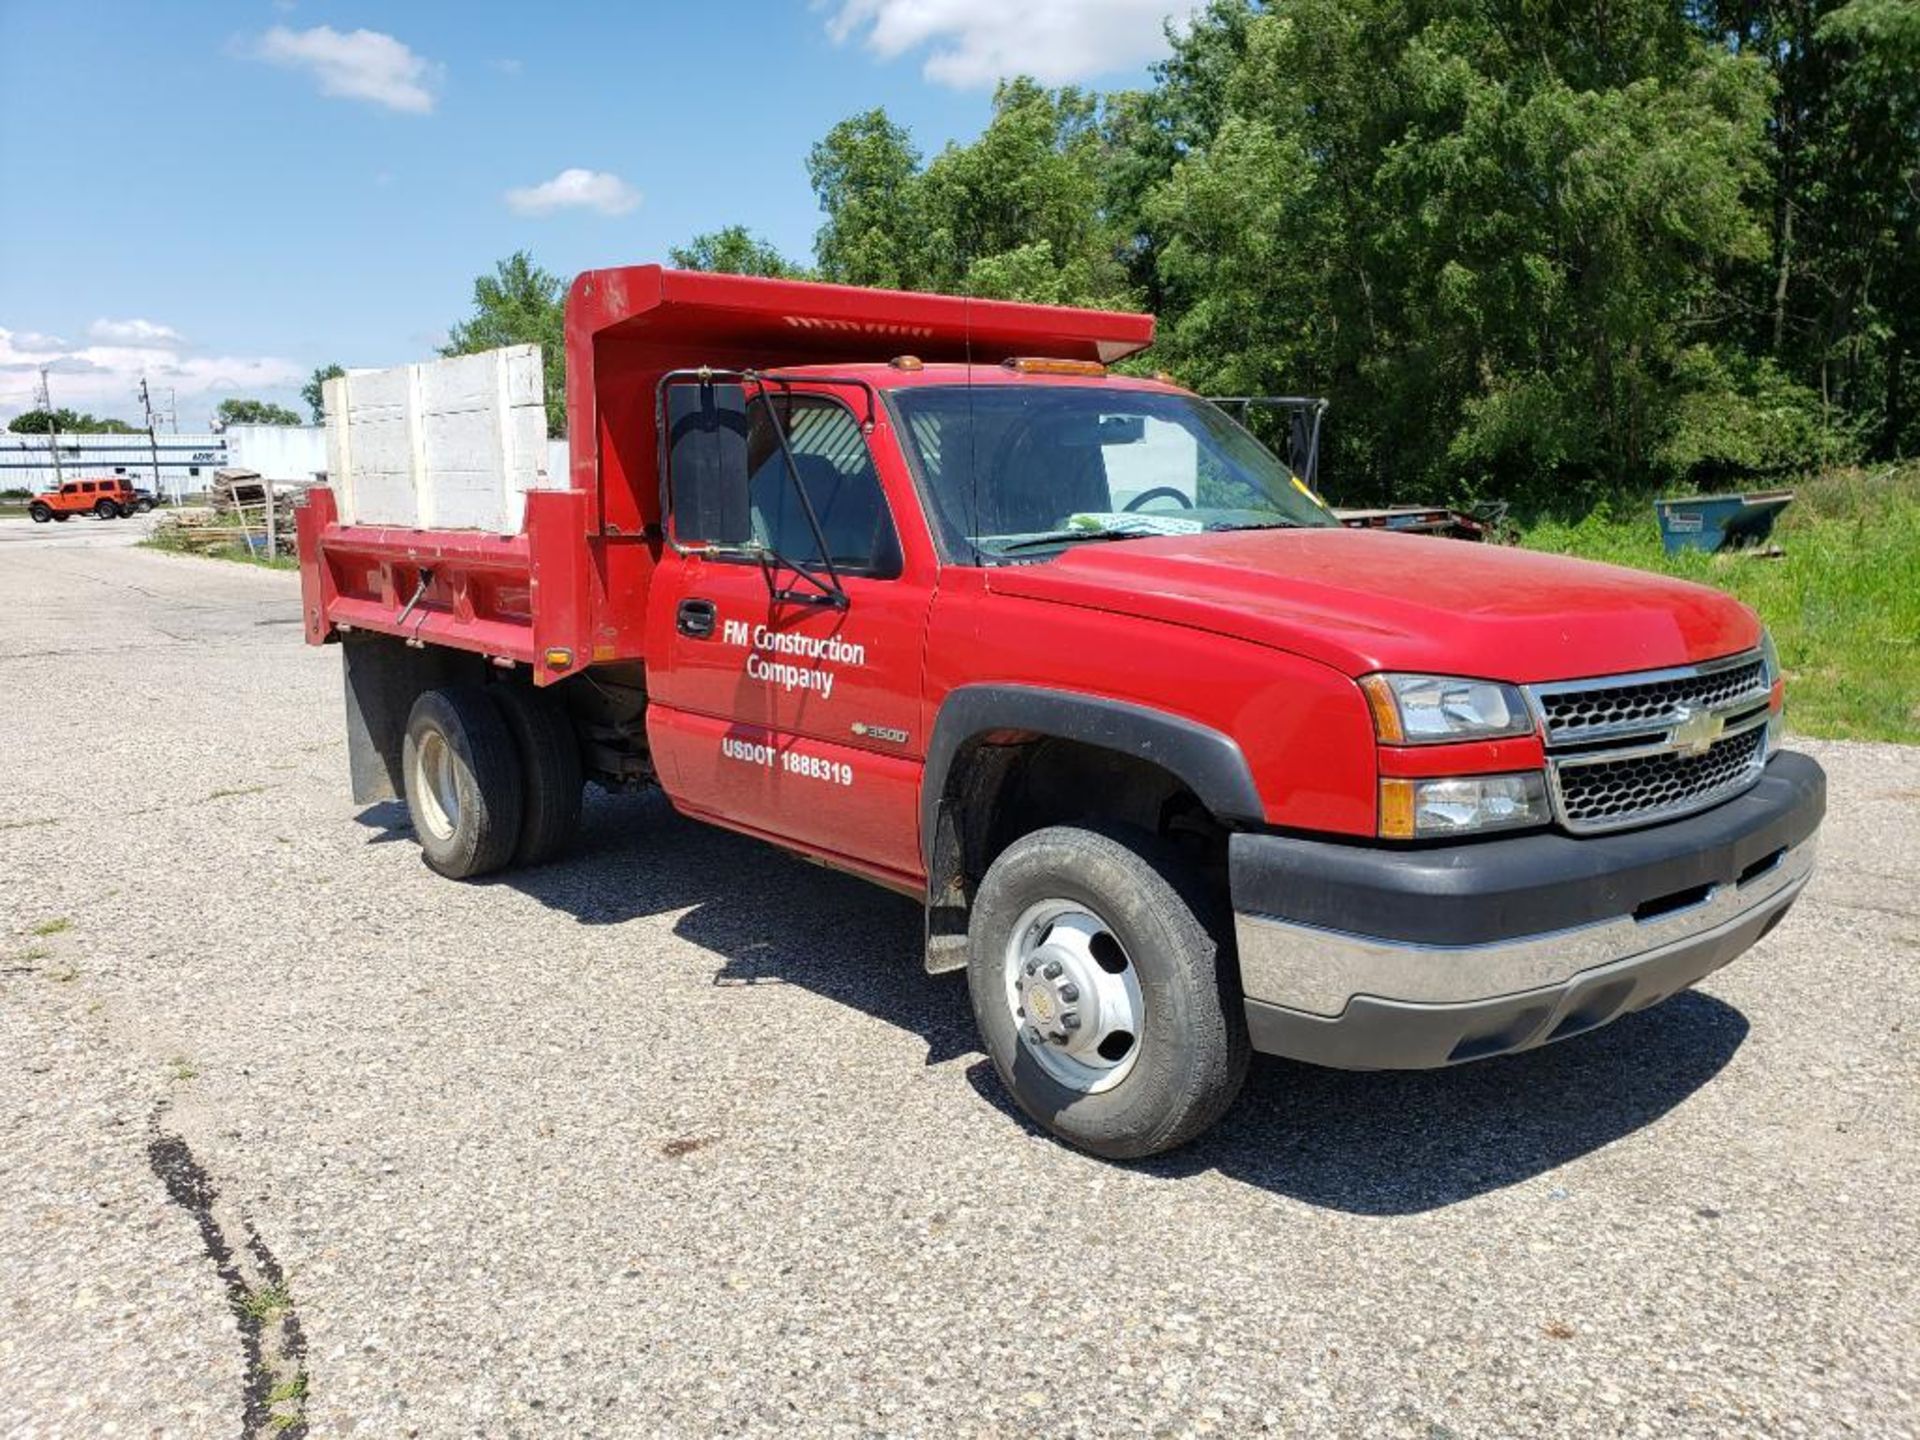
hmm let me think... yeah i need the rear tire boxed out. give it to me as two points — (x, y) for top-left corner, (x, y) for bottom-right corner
(94, 499), (118, 519)
(966, 825), (1249, 1160)
(28, 502), (51, 524)
(490, 682), (583, 866)
(401, 685), (524, 879)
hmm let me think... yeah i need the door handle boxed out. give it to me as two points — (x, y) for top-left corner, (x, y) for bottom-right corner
(677, 598), (717, 638)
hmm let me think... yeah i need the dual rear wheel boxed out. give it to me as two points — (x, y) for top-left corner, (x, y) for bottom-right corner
(401, 683), (583, 879)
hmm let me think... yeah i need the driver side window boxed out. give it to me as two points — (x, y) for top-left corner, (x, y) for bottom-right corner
(747, 395), (902, 579)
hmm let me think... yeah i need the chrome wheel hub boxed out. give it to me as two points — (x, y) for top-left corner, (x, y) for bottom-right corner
(1003, 900), (1144, 1094)
(413, 731), (460, 841)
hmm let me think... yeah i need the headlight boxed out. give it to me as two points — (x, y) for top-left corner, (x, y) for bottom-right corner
(1380, 772), (1551, 838)
(1760, 628), (1781, 684)
(1360, 673), (1535, 744)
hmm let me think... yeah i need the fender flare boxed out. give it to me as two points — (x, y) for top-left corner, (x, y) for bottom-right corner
(920, 684), (1265, 870)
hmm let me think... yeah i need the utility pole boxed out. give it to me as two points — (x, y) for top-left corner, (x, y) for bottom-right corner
(138, 377), (166, 503)
(35, 368), (64, 487)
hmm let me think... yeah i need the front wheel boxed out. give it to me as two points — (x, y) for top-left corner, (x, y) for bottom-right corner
(966, 826), (1249, 1160)
(28, 502), (51, 524)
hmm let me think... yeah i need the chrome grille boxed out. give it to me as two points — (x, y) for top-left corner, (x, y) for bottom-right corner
(1553, 722), (1767, 830)
(1526, 650), (1773, 834)
(1535, 656), (1768, 745)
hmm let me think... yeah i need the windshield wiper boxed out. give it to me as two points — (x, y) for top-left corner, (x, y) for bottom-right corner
(992, 527), (1163, 555)
(1203, 519), (1306, 532)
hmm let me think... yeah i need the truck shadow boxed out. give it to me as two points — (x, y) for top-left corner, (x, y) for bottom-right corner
(970, 993), (1749, 1214)
(359, 789), (1750, 1214)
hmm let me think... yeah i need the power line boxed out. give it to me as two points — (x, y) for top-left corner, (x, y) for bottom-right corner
(34, 368), (63, 486)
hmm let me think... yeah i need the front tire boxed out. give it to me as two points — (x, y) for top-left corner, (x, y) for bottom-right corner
(966, 825), (1249, 1160)
(401, 686), (524, 879)
(28, 502), (51, 524)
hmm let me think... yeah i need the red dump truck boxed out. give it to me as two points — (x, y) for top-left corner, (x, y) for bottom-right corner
(297, 267), (1824, 1158)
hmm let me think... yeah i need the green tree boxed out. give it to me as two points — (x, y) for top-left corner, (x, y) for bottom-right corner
(808, 84), (1136, 308)
(809, 109), (927, 289)
(443, 251), (568, 437)
(216, 398), (303, 428)
(670, 226), (808, 278)
(302, 363), (346, 424)
(1139, 0), (1779, 506)
(8, 408), (139, 434)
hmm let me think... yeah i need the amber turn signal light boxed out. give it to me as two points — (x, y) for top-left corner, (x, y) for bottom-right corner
(1002, 357), (1108, 378)
(1359, 674), (1405, 743)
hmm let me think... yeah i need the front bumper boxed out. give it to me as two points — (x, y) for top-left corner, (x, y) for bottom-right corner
(1231, 751), (1825, 1069)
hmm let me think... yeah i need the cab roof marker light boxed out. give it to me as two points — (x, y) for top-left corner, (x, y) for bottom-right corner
(890, 355), (925, 371)
(1002, 357), (1108, 378)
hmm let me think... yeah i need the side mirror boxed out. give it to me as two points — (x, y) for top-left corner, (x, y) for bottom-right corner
(665, 381), (753, 548)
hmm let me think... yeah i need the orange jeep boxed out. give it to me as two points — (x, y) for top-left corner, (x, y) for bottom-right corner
(27, 477), (145, 523)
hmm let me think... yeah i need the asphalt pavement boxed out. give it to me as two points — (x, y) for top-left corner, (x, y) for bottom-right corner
(1, 519), (1915, 1438)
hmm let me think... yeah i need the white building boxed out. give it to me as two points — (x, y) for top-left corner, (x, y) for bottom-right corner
(0, 425), (328, 501)
(225, 425), (328, 486)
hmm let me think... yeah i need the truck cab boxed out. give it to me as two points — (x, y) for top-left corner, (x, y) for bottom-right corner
(297, 267), (1824, 1159)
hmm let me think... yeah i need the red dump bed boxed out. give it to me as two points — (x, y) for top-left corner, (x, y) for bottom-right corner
(299, 266), (1153, 684)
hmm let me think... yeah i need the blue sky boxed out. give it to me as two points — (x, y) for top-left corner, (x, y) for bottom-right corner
(0, 1), (1198, 429)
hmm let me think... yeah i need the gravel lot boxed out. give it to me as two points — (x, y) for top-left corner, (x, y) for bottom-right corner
(2, 518), (1915, 1438)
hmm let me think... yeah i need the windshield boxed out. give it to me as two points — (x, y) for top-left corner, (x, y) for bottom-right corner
(888, 384), (1337, 562)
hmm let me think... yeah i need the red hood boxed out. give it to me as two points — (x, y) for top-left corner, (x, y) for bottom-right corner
(985, 527), (1760, 683)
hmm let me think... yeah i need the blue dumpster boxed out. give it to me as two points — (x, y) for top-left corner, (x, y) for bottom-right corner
(1654, 489), (1795, 555)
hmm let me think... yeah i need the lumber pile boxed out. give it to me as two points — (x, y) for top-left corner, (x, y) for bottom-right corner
(152, 468), (304, 557)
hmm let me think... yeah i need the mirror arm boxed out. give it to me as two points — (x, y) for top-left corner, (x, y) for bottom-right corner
(746, 376), (850, 607)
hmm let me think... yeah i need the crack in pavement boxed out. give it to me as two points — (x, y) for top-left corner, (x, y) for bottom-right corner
(147, 1108), (310, 1439)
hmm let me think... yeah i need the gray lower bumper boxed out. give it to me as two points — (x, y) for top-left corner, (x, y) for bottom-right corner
(1240, 843), (1810, 1069)
(1229, 752), (1824, 1070)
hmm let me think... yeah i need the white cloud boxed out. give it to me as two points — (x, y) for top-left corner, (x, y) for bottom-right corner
(823, 0), (1206, 87)
(504, 168), (642, 217)
(245, 25), (440, 114)
(88, 318), (184, 347)
(0, 325), (301, 426)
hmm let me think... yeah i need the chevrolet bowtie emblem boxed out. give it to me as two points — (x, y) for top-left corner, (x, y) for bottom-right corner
(1671, 706), (1726, 757)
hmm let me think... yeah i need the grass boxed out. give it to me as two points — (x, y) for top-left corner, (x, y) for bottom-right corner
(242, 1281), (293, 1321)
(267, 1369), (309, 1432)
(29, 917), (71, 937)
(139, 530), (297, 571)
(1521, 463), (1920, 744)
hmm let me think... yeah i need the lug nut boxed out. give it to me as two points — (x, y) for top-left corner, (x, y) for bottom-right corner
(1024, 960), (1038, 977)
(1058, 982), (1080, 1002)
(1061, 1012), (1081, 1032)
(1043, 960), (1064, 979)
